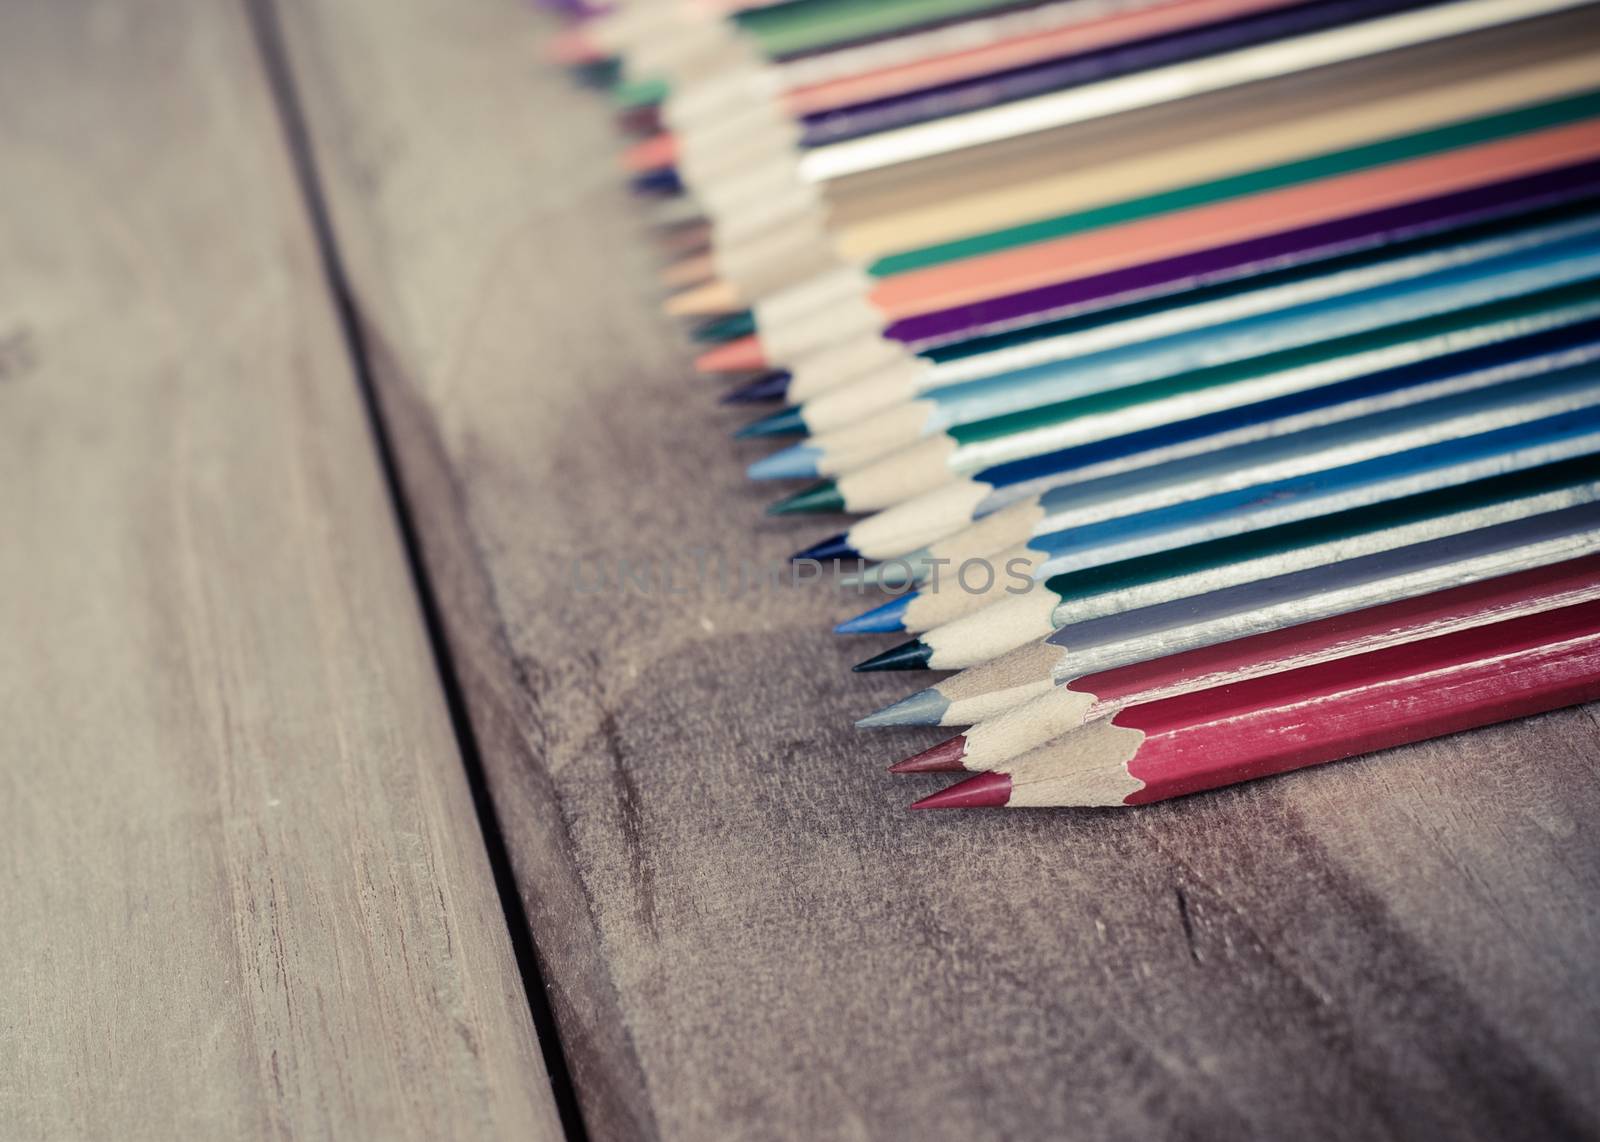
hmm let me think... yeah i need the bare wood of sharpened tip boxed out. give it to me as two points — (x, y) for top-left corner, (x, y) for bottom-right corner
(0, 2), (562, 1139)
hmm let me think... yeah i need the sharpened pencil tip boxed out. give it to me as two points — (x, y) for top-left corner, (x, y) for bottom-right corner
(719, 371), (791, 404)
(767, 480), (845, 515)
(835, 595), (911, 635)
(631, 168), (682, 196)
(890, 734), (969, 773)
(735, 406), (806, 439)
(613, 76), (668, 110)
(694, 335), (767, 374)
(853, 638), (932, 672)
(793, 533), (859, 563)
(619, 132), (677, 174)
(693, 311), (757, 345)
(747, 444), (822, 481)
(911, 771), (1011, 809)
(855, 687), (951, 728)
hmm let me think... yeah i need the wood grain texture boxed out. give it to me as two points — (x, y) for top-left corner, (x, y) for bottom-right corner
(0, 3), (562, 1138)
(270, 0), (1600, 1137)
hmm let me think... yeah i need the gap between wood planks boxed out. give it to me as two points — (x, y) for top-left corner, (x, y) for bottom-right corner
(241, 1), (592, 1136)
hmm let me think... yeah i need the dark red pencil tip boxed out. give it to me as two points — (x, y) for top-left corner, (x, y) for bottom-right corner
(889, 734), (969, 774)
(911, 771), (1012, 810)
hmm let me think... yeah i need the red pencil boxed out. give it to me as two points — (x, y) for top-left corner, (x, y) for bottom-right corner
(912, 598), (1600, 809)
(894, 553), (1600, 775)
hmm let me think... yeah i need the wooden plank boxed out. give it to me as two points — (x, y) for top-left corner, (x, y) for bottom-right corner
(271, 0), (1600, 1136)
(0, 3), (564, 1139)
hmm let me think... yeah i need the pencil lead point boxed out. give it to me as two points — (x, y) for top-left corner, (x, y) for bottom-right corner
(853, 638), (932, 672)
(630, 168), (682, 196)
(613, 75), (668, 110)
(694, 334), (767, 374)
(855, 688), (951, 728)
(766, 481), (843, 516)
(835, 595), (912, 635)
(793, 533), (858, 563)
(720, 371), (790, 404)
(890, 734), (969, 773)
(619, 131), (677, 174)
(692, 311), (756, 344)
(747, 444), (821, 481)
(735, 406), (806, 439)
(911, 771), (1011, 809)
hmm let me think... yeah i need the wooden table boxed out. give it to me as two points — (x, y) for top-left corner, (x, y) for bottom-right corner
(3, 1), (1597, 1138)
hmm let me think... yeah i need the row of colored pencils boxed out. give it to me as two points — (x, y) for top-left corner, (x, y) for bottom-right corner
(549, 0), (1600, 809)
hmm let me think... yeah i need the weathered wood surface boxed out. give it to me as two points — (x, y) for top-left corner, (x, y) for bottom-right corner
(273, 0), (1600, 1138)
(0, 3), (563, 1138)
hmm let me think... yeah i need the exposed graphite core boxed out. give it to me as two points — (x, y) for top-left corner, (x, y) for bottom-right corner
(853, 639), (934, 672)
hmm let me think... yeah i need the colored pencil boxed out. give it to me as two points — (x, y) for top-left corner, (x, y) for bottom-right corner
(751, 172), (1600, 437)
(771, 279), (1600, 517)
(638, 0), (1231, 168)
(723, 64), (1600, 364)
(911, 598), (1600, 808)
(836, 399), (1600, 636)
(859, 502), (1600, 729)
(773, 156), (1600, 404)
(892, 553), (1600, 773)
(785, 0), (1306, 119)
(718, 0), (1581, 207)
(807, 316), (1600, 566)
(748, 218), (1600, 479)
(797, 0), (1429, 150)
(676, 0), (1591, 315)
(853, 453), (1600, 672)
(698, 107), (1600, 363)
(832, 364), (1600, 630)
(726, 13), (1600, 336)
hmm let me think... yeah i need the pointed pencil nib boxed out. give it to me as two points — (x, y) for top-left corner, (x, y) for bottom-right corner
(793, 533), (859, 563)
(720, 371), (790, 404)
(853, 638), (932, 672)
(835, 595), (911, 635)
(631, 168), (682, 196)
(735, 406), (806, 439)
(694, 334), (766, 374)
(890, 735), (969, 773)
(747, 444), (821, 481)
(911, 771), (1012, 809)
(767, 480), (844, 515)
(855, 688), (950, 728)
(692, 311), (757, 344)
